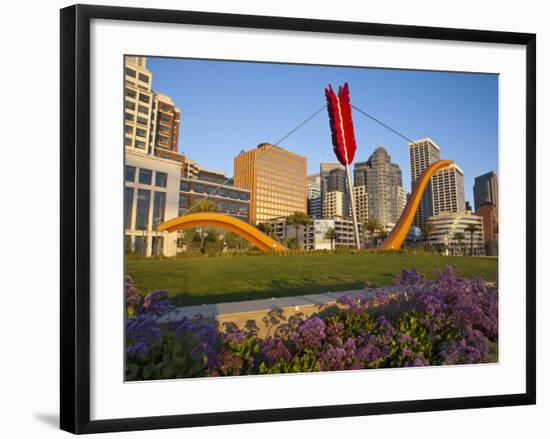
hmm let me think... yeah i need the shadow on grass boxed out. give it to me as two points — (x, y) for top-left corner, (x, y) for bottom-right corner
(169, 280), (366, 307)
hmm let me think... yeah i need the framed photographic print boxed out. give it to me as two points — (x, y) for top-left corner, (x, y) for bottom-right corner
(60, 4), (536, 434)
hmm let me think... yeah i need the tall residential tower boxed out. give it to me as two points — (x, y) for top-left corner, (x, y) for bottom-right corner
(409, 138), (441, 226)
(354, 146), (407, 226)
(473, 171), (498, 212)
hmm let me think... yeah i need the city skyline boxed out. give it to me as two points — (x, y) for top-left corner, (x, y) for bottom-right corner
(146, 56), (498, 206)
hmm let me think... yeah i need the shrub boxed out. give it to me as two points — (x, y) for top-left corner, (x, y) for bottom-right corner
(125, 266), (498, 380)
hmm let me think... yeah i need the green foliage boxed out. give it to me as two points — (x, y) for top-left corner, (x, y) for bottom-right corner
(126, 331), (205, 380)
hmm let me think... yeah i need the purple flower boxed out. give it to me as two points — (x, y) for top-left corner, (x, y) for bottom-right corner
(291, 317), (326, 350)
(261, 338), (292, 365)
(173, 318), (219, 367)
(141, 290), (175, 317)
(126, 340), (148, 361)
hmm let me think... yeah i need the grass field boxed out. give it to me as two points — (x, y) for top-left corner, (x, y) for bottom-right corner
(126, 253), (498, 307)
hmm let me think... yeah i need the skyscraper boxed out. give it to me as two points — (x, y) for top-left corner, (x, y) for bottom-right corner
(474, 171), (498, 212)
(234, 143), (307, 224)
(353, 185), (369, 223)
(320, 162), (350, 219)
(124, 56), (184, 168)
(307, 174), (322, 219)
(151, 92), (181, 155)
(124, 56), (154, 153)
(431, 164), (466, 216)
(354, 146), (407, 226)
(409, 138), (441, 226)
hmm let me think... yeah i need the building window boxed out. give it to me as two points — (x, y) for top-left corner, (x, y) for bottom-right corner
(139, 168), (152, 185)
(137, 116), (148, 126)
(124, 112), (133, 121)
(125, 165), (135, 182)
(138, 105), (149, 114)
(135, 140), (146, 149)
(219, 188), (227, 197)
(155, 172), (167, 188)
(139, 94), (150, 103)
(135, 189), (151, 230)
(229, 190), (238, 199)
(239, 192), (249, 201)
(219, 201), (226, 210)
(125, 67), (136, 77)
(124, 137), (132, 146)
(159, 135), (170, 144)
(152, 192), (166, 227)
(134, 236), (147, 256)
(151, 236), (163, 257)
(179, 195), (189, 207)
(194, 183), (204, 193)
(124, 187), (134, 229)
(180, 181), (190, 192)
(136, 128), (147, 138)
(125, 89), (136, 99)
(124, 124), (133, 135)
(160, 114), (171, 124)
(138, 73), (150, 83)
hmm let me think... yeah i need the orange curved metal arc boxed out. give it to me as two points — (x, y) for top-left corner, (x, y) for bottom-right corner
(158, 212), (287, 253)
(381, 159), (454, 250)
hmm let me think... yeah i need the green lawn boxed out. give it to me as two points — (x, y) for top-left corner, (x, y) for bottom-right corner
(126, 253), (498, 306)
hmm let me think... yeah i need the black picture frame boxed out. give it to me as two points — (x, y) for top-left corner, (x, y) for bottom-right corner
(60, 4), (536, 434)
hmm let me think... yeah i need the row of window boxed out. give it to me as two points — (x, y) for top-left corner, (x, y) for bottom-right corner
(125, 67), (150, 84)
(125, 165), (168, 188)
(178, 197), (248, 216)
(179, 181), (249, 200)
(124, 187), (166, 231)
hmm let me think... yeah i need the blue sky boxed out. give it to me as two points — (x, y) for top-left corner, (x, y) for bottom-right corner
(147, 57), (498, 205)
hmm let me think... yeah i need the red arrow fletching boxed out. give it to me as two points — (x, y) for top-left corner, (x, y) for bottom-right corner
(325, 82), (357, 166)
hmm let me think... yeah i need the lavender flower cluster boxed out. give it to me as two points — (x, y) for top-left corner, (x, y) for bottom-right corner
(125, 266), (498, 380)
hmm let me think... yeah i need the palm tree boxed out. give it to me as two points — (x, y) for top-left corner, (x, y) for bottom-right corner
(286, 212), (312, 250)
(324, 227), (337, 250)
(465, 224), (480, 256)
(194, 199), (217, 253)
(257, 222), (272, 236)
(453, 232), (466, 256)
(364, 218), (382, 248)
(420, 222), (436, 252)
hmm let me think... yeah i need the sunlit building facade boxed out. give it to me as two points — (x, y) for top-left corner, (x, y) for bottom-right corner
(234, 143), (307, 224)
(124, 56), (154, 153)
(409, 138), (441, 227)
(431, 163), (466, 216)
(427, 211), (485, 256)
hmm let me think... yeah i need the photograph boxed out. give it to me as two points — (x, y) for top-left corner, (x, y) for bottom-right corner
(123, 55), (499, 381)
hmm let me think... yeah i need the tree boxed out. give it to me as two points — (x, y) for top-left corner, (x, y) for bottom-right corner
(420, 222), (436, 252)
(453, 232), (466, 256)
(286, 212), (312, 250)
(324, 227), (338, 250)
(193, 199), (217, 253)
(364, 218), (382, 248)
(257, 222), (272, 236)
(465, 224), (480, 256)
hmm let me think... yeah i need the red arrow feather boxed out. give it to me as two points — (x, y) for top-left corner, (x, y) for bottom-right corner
(325, 83), (357, 166)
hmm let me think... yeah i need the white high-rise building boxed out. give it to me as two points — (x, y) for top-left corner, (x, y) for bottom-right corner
(124, 56), (155, 154)
(353, 185), (369, 223)
(409, 138), (441, 226)
(323, 191), (347, 219)
(431, 164), (466, 216)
